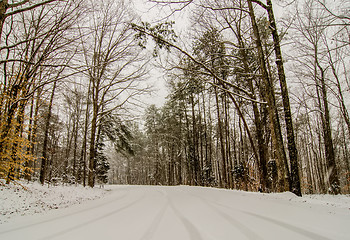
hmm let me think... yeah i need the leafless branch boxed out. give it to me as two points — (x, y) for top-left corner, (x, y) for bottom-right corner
(8, 0), (30, 8)
(199, 4), (249, 14)
(5, 0), (59, 18)
(316, 0), (350, 21)
(250, 0), (268, 10)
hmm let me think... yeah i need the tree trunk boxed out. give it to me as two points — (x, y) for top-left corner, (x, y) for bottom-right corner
(0, 0), (8, 43)
(247, 0), (290, 192)
(214, 86), (227, 188)
(265, 0), (301, 196)
(39, 81), (57, 185)
(236, 27), (268, 191)
(25, 96), (35, 181)
(72, 120), (78, 181)
(79, 82), (91, 186)
(88, 99), (98, 188)
(316, 62), (340, 194)
(190, 93), (200, 185)
(224, 95), (233, 188)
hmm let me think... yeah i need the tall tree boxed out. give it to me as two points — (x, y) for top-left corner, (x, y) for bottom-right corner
(250, 0), (302, 196)
(83, 0), (147, 187)
(247, 0), (291, 192)
(39, 81), (56, 184)
(290, 0), (341, 194)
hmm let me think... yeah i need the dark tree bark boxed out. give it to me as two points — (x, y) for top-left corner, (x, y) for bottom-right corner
(235, 23), (268, 191)
(79, 81), (91, 186)
(247, 0), (290, 192)
(88, 80), (99, 187)
(265, 0), (302, 196)
(316, 62), (340, 194)
(214, 86), (227, 188)
(39, 81), (57, 185)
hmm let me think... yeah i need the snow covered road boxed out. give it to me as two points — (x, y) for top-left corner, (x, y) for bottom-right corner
(0, 185), (349, 240)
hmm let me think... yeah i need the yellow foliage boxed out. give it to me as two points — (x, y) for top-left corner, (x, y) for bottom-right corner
(0, 70), (37, 183)
(0, 110), (36, 182)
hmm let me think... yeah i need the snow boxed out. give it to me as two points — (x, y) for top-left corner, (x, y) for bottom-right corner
(0, 180), (109, 225)
(0, 184), (349, 240)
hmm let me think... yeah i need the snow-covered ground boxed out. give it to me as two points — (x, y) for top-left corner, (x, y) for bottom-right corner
(0, 183), (349, 240)
(0, 180), (109, 225)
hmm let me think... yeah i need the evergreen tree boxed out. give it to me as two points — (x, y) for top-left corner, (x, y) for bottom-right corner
(95, 141), (110, 185)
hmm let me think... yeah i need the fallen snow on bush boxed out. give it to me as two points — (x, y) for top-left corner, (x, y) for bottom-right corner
(0, 180), (109, 224)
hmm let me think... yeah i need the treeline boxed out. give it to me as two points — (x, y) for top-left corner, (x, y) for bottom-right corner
(116, 0), (350, 195)
(1, 0), (349, 195)
(0, 0), (147, 187)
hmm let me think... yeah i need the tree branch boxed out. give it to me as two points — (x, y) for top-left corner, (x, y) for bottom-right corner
(317, 0), (350, 21)
(132, 24), (256, 100)
(199, 4), (249, 14)
(8, 0), (30, 8)
(5, 0), (58, 18)
(250, 0), (268, 10)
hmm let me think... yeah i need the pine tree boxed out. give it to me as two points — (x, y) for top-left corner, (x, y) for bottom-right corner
(95, 141), (110, 185)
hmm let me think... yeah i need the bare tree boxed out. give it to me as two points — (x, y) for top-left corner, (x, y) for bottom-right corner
(289, 0), (342, 194)
(81, 0), (148, 187)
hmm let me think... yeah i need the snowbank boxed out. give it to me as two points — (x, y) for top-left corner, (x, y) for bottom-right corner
(261, 191), (350, 211)
(0, 180), (109, 224)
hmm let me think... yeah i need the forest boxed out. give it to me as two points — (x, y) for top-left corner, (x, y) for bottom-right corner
(0, 0), (349, 196)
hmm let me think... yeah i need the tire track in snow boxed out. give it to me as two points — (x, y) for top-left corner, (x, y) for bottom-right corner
(205, 202), (263, 240)
(168, 198), (204, 240)
(139, 200), (168, 240)
(178, 188), (262, 240)
(39, 191), (147, 240)
(0, 190), (128, 235)
(242, 211), (331, 240)
(139, 189), (169, 240)
(185, 188), (331, 240)
(212, 200), (331, 240)
(145, 188), (205, 240)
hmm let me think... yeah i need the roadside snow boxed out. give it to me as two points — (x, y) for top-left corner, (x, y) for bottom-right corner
(0, 180), (109, 224)
(295, 193), (350, 209)
(259, 191), (350, 211)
